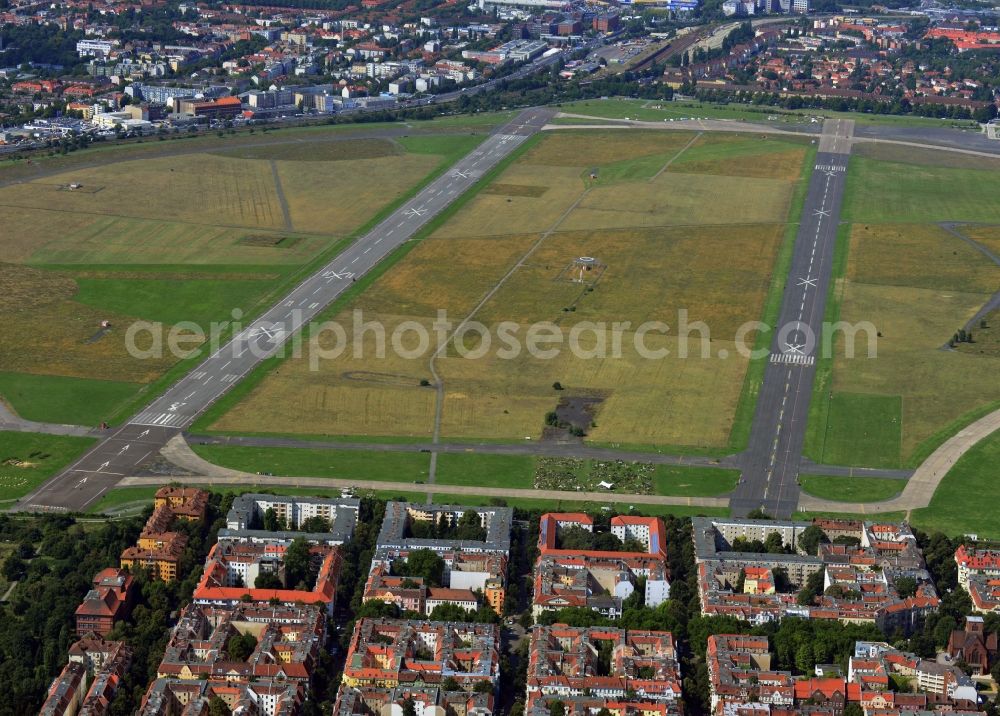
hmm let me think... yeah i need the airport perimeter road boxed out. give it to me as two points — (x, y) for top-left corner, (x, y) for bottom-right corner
(730, 118), (854, 519)
(17, 107), (554, 514)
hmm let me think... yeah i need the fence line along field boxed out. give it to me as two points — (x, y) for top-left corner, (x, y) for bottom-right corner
(210, 129), (814, 451)
(0, 131), (474, 425)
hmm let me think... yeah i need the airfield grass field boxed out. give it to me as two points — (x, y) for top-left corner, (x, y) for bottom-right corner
(210, 129), (812, 450)
(0, 125), (485, 425)
(0, 432), (96, 503)
(557, 98), (980, 129)
(806, 147), (1000, 469)
(190, 443), (430, 482)
(909, 430), (1000, 539)
(799, 474), (904, 503)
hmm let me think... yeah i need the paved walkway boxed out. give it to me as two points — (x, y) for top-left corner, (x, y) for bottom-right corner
(141, 435), (730, 509)
(798, 408), (1000, 514)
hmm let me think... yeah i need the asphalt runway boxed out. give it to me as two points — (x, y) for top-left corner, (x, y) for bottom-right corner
(17, 107), (555, 513)
(730, 118), (853, 518)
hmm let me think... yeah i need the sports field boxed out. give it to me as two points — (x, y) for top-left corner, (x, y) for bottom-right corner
(0, 129), (478, 425)
(211, 129), (813, 449)
(806, 147), (1000, 467)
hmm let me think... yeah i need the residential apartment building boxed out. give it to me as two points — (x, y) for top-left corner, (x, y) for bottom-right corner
(376, 502), (513, 556)
(532, 513), (671, 618)
(526, 625), (682, 716)
(341, 618), (500, 690)
(75, 568), (135, 636)
(955, 545), (1000, 591)
(140, 678), (302, 716)
(41, 637), (132, 716)
(365, 550), (508, 616)
(221, 493), (360, 546)
(154, 602), (324, 682)
(120, 491), (209, 581)
(693, 518), (939, 633)
(193, 541), (343, 614)
(334, 685), (494, 716)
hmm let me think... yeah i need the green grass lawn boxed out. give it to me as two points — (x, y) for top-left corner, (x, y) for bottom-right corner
(910, 430), (1000, 539)
(86, 486), (161, 514)
(844, 157), (1000, 224)
(0, 372), (141, 426)
(654, 465), (739, 497)
(794, 510), (907, 522)
(809, 392), (902, 468)
(395, 134), (484, 162)
(799, 474), (904, 503)
(558, 98), (978, 129)
(428, 491), (729, 517)
(190, 443), (430, 482)
(70, 270), (291, 327)
(434, 453), (535, 489)
(0, 432), (96, 503)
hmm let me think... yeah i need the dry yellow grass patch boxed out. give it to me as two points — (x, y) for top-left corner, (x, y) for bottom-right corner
(0, 264), (176, 382)
(560, 173), (793, 231)
(522, 130), (696, 166)
(963, 225), (1000, 258)
(436, 332), (747, 446)
(0, 155), (285, 230)
(27, 214), (323, 266)
(276, 154), (440, 235)
(833, 280), (997, 459)
(475, 226), (781, 335)
(432, 164), (586, 239)
(670, 134), (808, 180)
(847, 224), (999, 293)
(357, 234), (540, 317)
(0, 205), (105, 263)
(210, 312), (439, 437)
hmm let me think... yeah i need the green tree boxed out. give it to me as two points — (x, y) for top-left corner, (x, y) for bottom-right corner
(301, 515), (330, 533)
(284, 538), (312, 590)
(208, 696), (231, 716)
(263, 508), (279, 532)
(895, 576), (918, 599)
(226, 632), (258, 661)
(797, 525), (827, 555)
(548, 701), (566, 716)
(2, 555), (27, 582)
(395, 549), (445, 587)
(254, 572), (283, 590)
(765, 532), (787, 554)
(456, 510), (486, 541)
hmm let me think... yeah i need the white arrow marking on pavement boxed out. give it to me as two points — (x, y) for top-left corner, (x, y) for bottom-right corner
(118, 444), (130, 455)
(97, 461), (110, 471)
(139, 429), (150, 438)
(76, 477), (87, 488)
